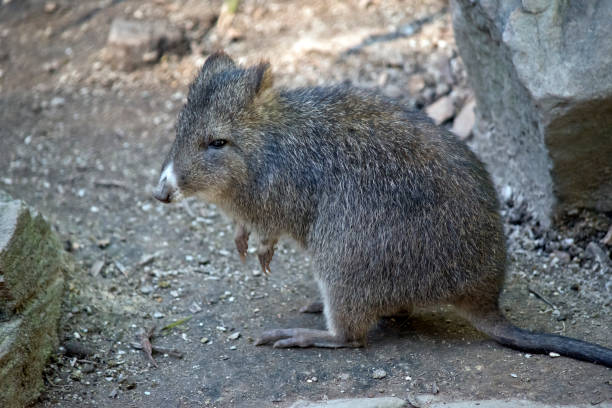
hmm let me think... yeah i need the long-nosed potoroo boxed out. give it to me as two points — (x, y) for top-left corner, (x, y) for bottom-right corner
(153, 52), (612, 367)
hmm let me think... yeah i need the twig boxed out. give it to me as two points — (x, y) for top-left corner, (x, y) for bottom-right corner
(94, 179), (128, 189)
(45, 374), (61, 388)
(140, 326), (158, 367)
(528, 286), (557, 310)
(130, 342), (183, 359)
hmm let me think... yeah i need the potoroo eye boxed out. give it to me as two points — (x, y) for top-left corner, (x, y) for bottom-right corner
(209, 139), (227, 149)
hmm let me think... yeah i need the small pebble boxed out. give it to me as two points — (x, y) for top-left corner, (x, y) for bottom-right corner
(549, 352), (560, 358)
(90, 260), (105, 276)
(200, 337), (209, 344)
(510, 373), (518, 378)
(44, 2), (58, 13)
(153, 311), (164, 319)
(97, 238), (111, 248)
(372, 369), (387, 379)
(50, 96), (65, 107)
(140, 285), (154, 295)
(189, 302), (202, 313)
(228, 332), (241, 341)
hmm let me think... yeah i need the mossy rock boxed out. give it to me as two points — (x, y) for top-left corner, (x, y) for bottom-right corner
(0, 192), (71, 408)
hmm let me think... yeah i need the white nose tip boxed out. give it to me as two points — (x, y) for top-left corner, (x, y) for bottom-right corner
(161, 162), (178, 189)
(154, 162), (179, 203)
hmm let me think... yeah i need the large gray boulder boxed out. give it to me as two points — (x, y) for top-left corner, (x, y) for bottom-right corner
(0, 191), (70, 408)
(451, 0), (612, 225)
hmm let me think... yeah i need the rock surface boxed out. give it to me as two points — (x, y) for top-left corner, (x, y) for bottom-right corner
(290, 397), (408, 408)
(451, 0), (612, 225)
(290, 398), (611, 408)
(0, 191), (70, 408)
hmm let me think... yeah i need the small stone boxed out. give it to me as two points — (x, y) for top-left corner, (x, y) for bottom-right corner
(102, 18), (188, 71)
(109, 388), (118, 399)
(435, 82), (450, 96)
(49, 96), (65, 107)
(97, 238), (111, 248)
(140, 285), (154, 294)
(252, 269), (262, 277)
(372, 369), (387, 379)
(228, 332), (241, 341)
(90, 260), (105, 276)
(200, 337), (209, 344)
(120, 376), (137, 390)
(522, 0), (550, 14)
(383, 84), (403, 99)
(139, 253), (156, 266)
(500, 186), (513, 207)
(44, 1), (57, 13)
(114, 261), (127, 275)
(70, 370), (83, 381)
(451, 99), (476, 140)
(586, 242), (611, 271)
(153, 311), (164, 319)
(189, 302), (202, 313)
(510, 373), (518, 378)
(425, 95), (454, 125)
(157, 280), (170, 289)
(549, 352), (560, 358)
(81, 363), (95, 374)
(431, 381), (439, 394)
(63, 341), (94, 358)
(561, 238), (575, 248)
(552, 250), (570, 264)
(408, 75), (425, 94)
(42, 59), (61, 73)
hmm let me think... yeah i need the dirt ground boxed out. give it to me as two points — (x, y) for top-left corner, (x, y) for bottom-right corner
(0, 0), (610, 407)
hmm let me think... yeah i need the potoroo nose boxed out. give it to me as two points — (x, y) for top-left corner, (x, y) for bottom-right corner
(153, 162), (178, 203)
